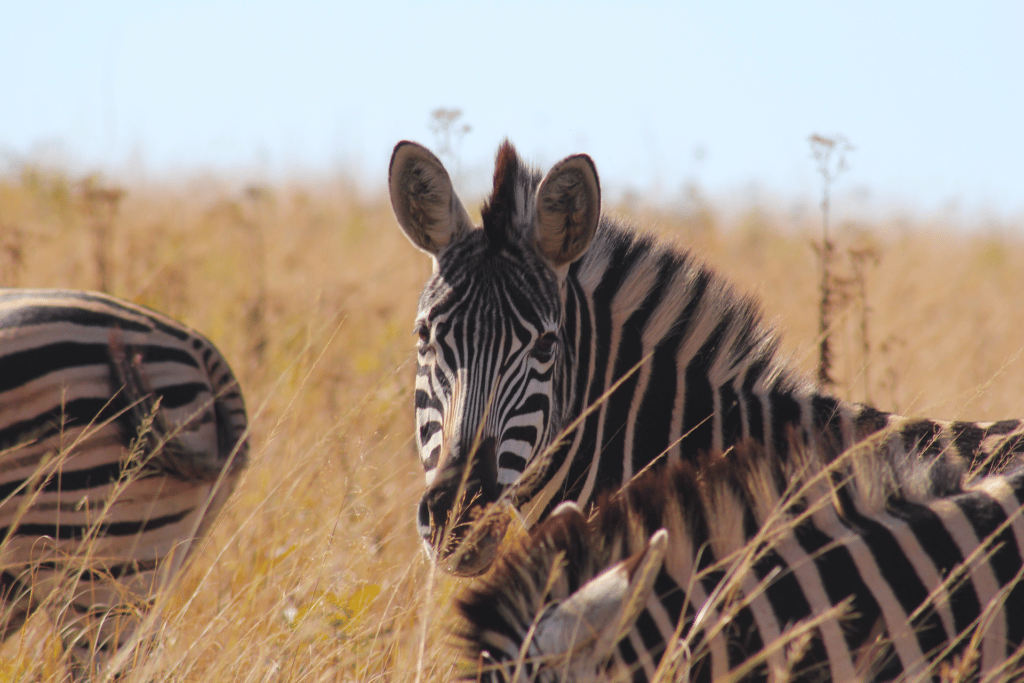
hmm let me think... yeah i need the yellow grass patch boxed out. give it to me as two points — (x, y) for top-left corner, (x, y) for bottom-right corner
(2, 167), (1023, 681)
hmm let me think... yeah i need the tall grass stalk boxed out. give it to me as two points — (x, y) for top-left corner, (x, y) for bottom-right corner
(808, 133), (853, 388)
(79, 179), (124, 294)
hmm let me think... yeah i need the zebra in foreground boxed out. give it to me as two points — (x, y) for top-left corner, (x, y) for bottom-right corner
(457, 439), (1024, 682)
(0, 289), (248, 677)
(388, 139), (1024, 576)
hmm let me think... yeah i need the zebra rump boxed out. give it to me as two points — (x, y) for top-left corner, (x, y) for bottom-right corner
(457, 438), (1024, 682)
(0, 289), (248, 677)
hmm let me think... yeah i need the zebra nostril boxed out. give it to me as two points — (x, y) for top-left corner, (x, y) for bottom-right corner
(417, 495), (433, 541)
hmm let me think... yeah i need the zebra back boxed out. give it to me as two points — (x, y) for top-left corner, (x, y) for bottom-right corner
(0, 288), (248, 677)
(457, 438), (1024, 682)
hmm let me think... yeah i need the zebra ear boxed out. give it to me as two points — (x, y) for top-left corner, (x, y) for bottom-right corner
(607, 529), (667, 645)
(389, 141), (474, 256)
(534, 153), (601, 268)
(534, 528), (667, 662)
(550, 500), (583, 518)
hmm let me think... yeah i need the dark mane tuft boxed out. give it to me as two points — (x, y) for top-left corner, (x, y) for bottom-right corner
(480, 140), (523, 249)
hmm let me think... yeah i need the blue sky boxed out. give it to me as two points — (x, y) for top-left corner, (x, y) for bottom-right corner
(3, 1), (1022, 219)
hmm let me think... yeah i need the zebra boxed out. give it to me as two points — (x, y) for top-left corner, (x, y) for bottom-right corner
(0, 288), (248, 677)
(456, 438), (1024, 682)
(388, 139), (1024, 576)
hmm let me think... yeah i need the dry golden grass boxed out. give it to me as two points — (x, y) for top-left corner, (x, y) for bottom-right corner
(1, 165), (1023, 681)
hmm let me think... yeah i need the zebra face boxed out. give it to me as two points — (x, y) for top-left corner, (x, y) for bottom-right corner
(414, 234), (563, 573)
(390, 140), (600, 575)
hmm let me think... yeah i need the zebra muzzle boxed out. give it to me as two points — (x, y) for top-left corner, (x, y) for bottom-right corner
(417, 437), (509, 575)
(443, 501), (512, 576)
(418, 496), (510, 576)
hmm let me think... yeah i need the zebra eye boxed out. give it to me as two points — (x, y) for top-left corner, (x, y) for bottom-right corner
(531, 332), (557, 361)
(415, 323), (431, 348)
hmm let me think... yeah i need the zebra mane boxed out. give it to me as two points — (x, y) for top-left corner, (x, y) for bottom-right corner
(576, 220), (810, 416)
(456, 434), (951, 674)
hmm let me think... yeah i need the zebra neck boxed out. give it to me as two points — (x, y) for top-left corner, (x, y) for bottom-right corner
(516, 222), (1024, 526)
(520, 226), (824, 520)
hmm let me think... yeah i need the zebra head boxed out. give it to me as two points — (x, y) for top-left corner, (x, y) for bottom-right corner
(456, 502), (668, 682)
(389, 140), (601, 575)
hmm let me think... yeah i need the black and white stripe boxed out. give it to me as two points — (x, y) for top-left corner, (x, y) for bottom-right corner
(0, 289), (248, 677)
(389, 140), (1024, 576)
(458, 440), (1024, 682)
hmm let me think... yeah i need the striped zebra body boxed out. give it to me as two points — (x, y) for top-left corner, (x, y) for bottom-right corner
(389, 140), (1024, 576)
(0, 289), (248, 676)
(457, 440), (1024, 682)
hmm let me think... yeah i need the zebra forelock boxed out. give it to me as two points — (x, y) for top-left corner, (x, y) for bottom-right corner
(480, 141), (541, 252)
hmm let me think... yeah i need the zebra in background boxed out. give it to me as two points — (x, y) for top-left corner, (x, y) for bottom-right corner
(0, 289), (248, 678)
(388, 139), (1024, 576)
(457, 439), (1024, 682)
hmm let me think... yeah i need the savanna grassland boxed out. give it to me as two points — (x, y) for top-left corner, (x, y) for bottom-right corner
(1, 164), (1024, 682)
